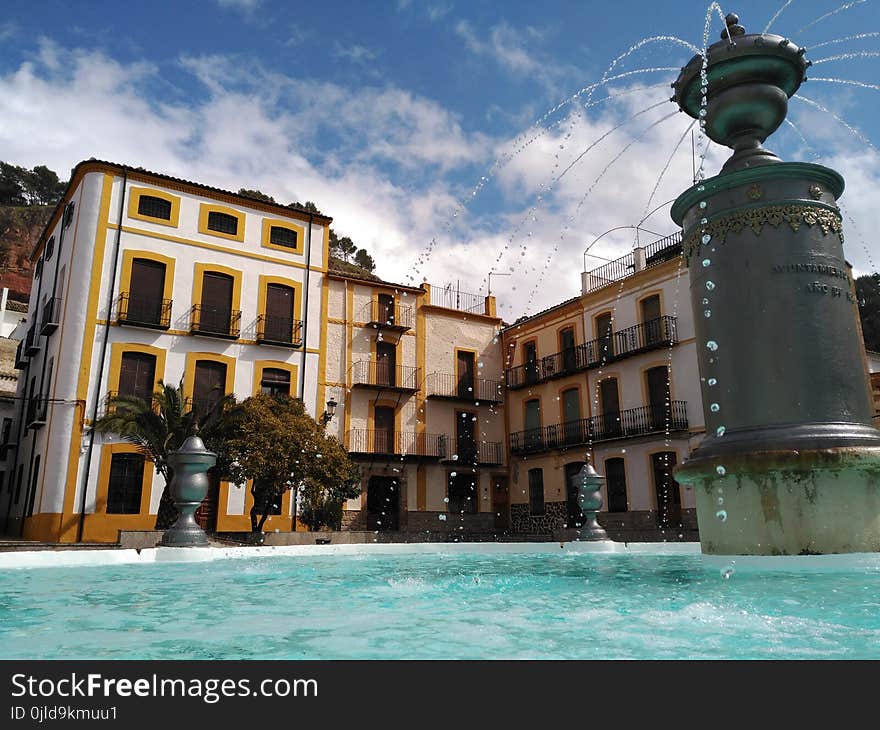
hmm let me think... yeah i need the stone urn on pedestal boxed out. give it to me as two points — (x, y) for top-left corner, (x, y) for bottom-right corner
(159, 435), (217, 547)
(576, 459), (608, 541)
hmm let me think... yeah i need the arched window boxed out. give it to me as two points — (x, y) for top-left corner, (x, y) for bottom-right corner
(260, 368), (291, 398)
(137, 195), (172, 221)
(207, 211), (239, 236)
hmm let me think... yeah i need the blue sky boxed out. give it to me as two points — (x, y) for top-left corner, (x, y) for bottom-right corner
(1, 0), (878, 316)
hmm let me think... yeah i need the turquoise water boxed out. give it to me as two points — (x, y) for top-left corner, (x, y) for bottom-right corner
(2, 551), (880, 659)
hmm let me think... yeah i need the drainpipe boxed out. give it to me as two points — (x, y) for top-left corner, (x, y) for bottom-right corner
(292, 211), (313, 532)
(76, 169), (128, 543)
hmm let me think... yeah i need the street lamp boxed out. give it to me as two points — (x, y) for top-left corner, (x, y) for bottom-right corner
(320, 398), (338, 425)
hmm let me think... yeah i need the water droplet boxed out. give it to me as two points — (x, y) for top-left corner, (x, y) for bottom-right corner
(702, 236), (711, 246)
(716, 425), (726, 437)
(702, 298), (709, 305)
(705, 281), (715, 291)
(452, 454), (459, 461)
(700, 217), (708, 225)
(716, 509), (728, 522)
(697, 185), (705, 192)
(708, 378), (717, 386)
(710, 403), (720, 412)
(721, 565), (734, 580)
(716, 465), (726, 476)
(699, 109), (707, 118)
(702, 257), (711, 266)
(706, 340), (718, 351)
(443, 497), (450, 503)
(438, 514), (447, 521)
(450, 472), (457, 477)
(704, 309), (711, 318)
(699, 201), (707, 209)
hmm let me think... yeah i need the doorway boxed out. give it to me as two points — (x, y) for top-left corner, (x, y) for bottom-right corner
(492, 475), (509, 529)
(599, 378), (621, 438)
(367, 476), (400, 531)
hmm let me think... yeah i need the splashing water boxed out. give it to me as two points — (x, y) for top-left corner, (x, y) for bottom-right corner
(764, 0), (795, 33)
(810, 77), (880, 92)
(812, 50), (880, 64)
(793, 95), (880, 153)
(811, 31), (880, 50)
(797, 1), (868, 36)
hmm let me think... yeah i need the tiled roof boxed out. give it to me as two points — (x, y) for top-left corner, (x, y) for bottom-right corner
(501, 295), (581, 333)
(4, 300), (27, 313)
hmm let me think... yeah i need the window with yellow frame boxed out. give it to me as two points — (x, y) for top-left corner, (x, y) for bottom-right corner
(127, 186), (181, 228)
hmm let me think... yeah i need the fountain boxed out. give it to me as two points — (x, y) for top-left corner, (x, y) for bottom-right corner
(671, 13), (880, 555)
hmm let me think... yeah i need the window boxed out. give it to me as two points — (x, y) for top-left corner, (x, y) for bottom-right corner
(119, 352), (157, 402)
(26, 455), (40, 517)
(138, 195), (172, 221)
(260, 368), (291, 398)
(196, 271), (235, 336)
(646, 365), (671, 429)
(596, 312), (614, 358)
(106, 452), (145, 514)
(641, 295), (662, 344)
(605, 458), (628, 512)
(123, 258), (168, 327)
(259, 283), (298, 345)
(14, 464), (24, 505)
(599, 378), (621, 438)
(35, 258), (43, 279)
(456, 351), (475, 399)
(524, 399), (541, 451)
(560, 327), (576, 371)
(448, 473), (477, 514)
(374, 406), (395, 453)
(192, 361), (227, 418)
(269, 226), (298, 248)
(45, 236), (55, 261)
(207, 211), (239, 236)
(523, 341), (538, 383)
(561, 388), (582, 446)
(63, 201), (75, 227)
(1, 417), (11, 445)
(528, 468), (545, 515)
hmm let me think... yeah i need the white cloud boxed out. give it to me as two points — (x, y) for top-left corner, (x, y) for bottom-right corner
(2, 38), (877, 321)
(333, 43), (378, 64)
(215, 0), (261, 10)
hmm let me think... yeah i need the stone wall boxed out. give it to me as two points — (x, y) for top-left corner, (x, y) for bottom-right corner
(510, 501), (567, 534)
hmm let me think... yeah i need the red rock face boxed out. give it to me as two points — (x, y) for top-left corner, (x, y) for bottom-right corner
(0, 204), (52, 301)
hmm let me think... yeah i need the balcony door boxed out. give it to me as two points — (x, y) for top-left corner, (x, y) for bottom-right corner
(652, 451), (682, 528)
(376, 342), (396, 386)
(524, 398), (541, 451)
(193, 361), (226, 417)
(378, 294), (395, 326)
(374, 406), (395, 454)
(605, 457), (628, 512)
(457, 350), (475, 399)
(523, 341), (538, 384)
(562, 388), (582, 446)
(265, 284), (294, 343)
(129, 259), (166, 325)
(492, 475), (509, 529)
(595, 312), (614, 360)
(119, 352), (156, 403)
(599, 378), (621, 438)
(455, 411), (477, 464)
(560, 327), (576, 373)
(646, 366), (671, 430)
(640, 295), (662, 345)
(200, 271), (233, 335)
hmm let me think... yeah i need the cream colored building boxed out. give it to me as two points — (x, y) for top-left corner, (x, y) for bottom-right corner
(2, 160), (331, 542)
(502, 233), (704, 537)
(321, 273), (507, 532)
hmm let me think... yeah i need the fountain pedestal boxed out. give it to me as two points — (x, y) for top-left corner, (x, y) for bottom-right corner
(670, 14), (880, 555)
(159, 436), (217, 548)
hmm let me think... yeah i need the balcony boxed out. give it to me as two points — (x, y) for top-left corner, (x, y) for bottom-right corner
(190, 305), (241, 339)
(425, 373), (502, 403)
(40, 297), (62, 335)
(363, 298), (413, 334)
(24, 326), (40, 356)
(14, 340), (27, 370)
(583, 231), (683, 294)
(509, 401), (689, 455)
(351, 361), (420, 392)
(346, 429), (446, 459)
(256, 314), (303, 348)
(117, 292), (172, 330)
(428, 282), (487, 315)
(442, 440), (504, 466)
(505, 316), (678, 390)
(26, 397), (48, 430)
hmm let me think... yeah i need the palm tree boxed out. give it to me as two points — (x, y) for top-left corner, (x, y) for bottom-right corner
(93, 380), (234, 530)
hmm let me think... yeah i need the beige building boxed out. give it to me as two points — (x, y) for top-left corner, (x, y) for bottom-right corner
(321, 273), (507, 533)
(502, 232), (704, 538)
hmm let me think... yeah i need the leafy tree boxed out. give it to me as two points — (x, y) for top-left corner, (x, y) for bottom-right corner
(354, 248), (376, 272)
(238, 188), (276, 204)
(0, 162), (28, 205)
(93, 381), (235, 530)
(856, 273), (880, 352)
(27, 166), (65, 205)
(335, 235), (357, 262)
(221, 394), (360, 532)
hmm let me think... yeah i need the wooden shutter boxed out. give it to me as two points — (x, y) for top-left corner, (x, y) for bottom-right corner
(201, 272), (233, 333)
(193, 361), (227, 414)
(119, 352), (156, 402)
(265, 284), (294, 342)
(129, 259), (166, 323)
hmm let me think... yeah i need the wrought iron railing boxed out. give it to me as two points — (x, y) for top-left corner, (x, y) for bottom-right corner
(425, 373), (502, 402)
(26, 397), (48, 429)
(583, 231), (683, 293)
(363, 299), (414, 330)
(190, 304), (241, 339)
(351, 361), (420, 391)
(117, 292), (172, 329)
(509, 401), (688, 454)
(428, 283), (486, 314)
(505, 316), (677, 389)
(256, 314), (303, 347)
(40, 297), (62, 335)
(346, 429), (446, 458)
(24, 325), (40, 356)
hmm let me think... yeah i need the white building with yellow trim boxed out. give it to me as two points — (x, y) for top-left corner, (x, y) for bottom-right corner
(2, 160), (332, 542)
